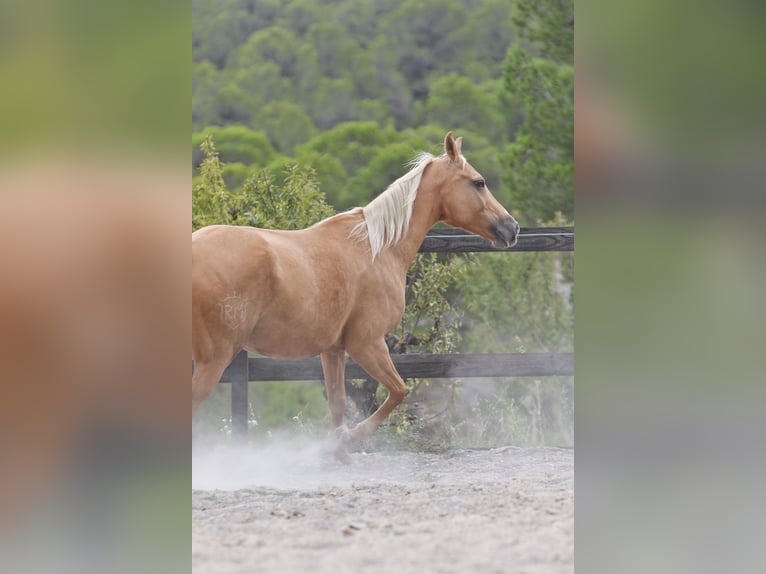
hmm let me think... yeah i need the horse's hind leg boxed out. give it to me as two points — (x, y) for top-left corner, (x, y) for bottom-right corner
(345, 339), (406, 442)
(191, 301), (243, 417)
(192, 355), (234, 417)
(320, 351), (354, 463)
(320, 351), (347, 428)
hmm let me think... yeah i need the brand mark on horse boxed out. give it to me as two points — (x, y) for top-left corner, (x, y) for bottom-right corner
(218, 292), (247, 329)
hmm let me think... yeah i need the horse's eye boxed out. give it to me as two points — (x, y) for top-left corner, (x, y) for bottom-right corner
(473, 179), (485, 189)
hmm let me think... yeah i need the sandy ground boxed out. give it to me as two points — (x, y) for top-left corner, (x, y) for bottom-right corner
(192, 443), (573, 574)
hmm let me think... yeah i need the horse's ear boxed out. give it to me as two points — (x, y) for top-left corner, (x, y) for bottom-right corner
(454, 136), (463, 156)
(444, 131), (458, 162)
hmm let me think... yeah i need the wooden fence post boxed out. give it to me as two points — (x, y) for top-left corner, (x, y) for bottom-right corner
(229, 351), (249, 439)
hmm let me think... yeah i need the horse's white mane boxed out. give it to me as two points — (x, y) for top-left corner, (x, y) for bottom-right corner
(350, 152), (435, 260)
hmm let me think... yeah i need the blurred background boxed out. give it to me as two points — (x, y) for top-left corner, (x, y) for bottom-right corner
(576, 0), (766, 572)
(191, 0), (574, 452)
(0, 0), (189, 572)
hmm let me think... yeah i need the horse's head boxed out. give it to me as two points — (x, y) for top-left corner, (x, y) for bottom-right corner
(432, 132), (519, 248)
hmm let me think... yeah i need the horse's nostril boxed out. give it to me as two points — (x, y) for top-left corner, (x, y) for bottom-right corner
(491, 219), (518, 248)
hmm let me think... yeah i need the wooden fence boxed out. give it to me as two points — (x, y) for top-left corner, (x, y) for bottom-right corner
(219, 227), (574, 436)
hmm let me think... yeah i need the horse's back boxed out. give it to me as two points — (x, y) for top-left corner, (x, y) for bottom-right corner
(193, 225), (277, 290)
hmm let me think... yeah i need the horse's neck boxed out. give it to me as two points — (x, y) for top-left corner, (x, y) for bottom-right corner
(390, 184), (441, 270)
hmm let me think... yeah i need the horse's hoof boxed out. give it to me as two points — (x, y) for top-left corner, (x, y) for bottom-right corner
(334, 447), (353, 465)
(335, 424), (351, 443)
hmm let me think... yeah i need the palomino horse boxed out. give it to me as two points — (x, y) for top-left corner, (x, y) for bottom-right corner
(192, 132), (519, 458)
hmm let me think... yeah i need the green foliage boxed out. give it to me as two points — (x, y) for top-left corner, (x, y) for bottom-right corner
(208, 83), (254, 125)
(501, 7), (573, 224)
(389, 254), (473, 355)
(192, 61), (221, 127)
(192, 135), (334, 231)
(472, 0), (517, 70)
(221, 162), (252, 191)
(512, 0), (574, 65)
(459, 257), (573, 354)
(234, 26), (300, 76)
(341, 141), (425, 209)
(418, 75), (506, 142)
(378, 0), (472, 98)
(295, 121), (400, 175)
(287, 150), (347, 207)
(248, 381), (328, 430)
(457, 210), (573, 354)
(192, 125), (275, 168)
(238, 165), (335, 230)
(233, 62), (293, 116)
(192, 136), (233, 230)
(191, 0), (538, 211)
(253, 101), (317, 155)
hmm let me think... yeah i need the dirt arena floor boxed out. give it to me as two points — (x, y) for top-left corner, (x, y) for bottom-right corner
(192, 443), (573, 574)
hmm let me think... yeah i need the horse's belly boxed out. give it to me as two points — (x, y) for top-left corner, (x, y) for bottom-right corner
(243, 321), (340, 359)
(244, 340), (324, 360)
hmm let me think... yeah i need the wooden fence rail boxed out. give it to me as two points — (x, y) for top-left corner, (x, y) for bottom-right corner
(420, 226), (573, 253)
(214, 227), (574, 437)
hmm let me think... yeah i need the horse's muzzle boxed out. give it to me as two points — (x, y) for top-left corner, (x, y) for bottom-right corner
(491, 217), (520, 248)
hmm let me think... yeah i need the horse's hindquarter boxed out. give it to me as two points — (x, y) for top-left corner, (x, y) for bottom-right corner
(192, 226), (279, 359)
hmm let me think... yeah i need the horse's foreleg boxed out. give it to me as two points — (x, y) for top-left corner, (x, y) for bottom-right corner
(346, 340), (406, 442)
(320, 351), (347, 428)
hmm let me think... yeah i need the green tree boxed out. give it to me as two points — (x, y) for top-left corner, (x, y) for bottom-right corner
(502, 48), (573, 224)
(233, 62), (294, 113)
(501, 0), (573, 224)
(309, 78), (358, 129)
(192, 60), (222, 129)
(286, 150), (347, 207)
(253, 101), (317, 155)
(193, 0), (525, 165)
(306, 22), (358, 79)
(192, 125), (275, 169)
(207, 83), (255, 126)
(192, 136), (333, 231)
(341, 141), (420, 209)
(238, 165), (335, 230)
(418, 75), (506, 142)
(295, 121), (400, 176)
(512, 0), (574, 65)
(380, 0), (472, 98)
(234, 26), (300, 78)
(221, 162), (252, 191)
(192, 136), (234, 230)
(368, 37), (415, 127)
(472, 0), (517, 72)
(193, 9), (252, 68)
(282, 0), (322, 35)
